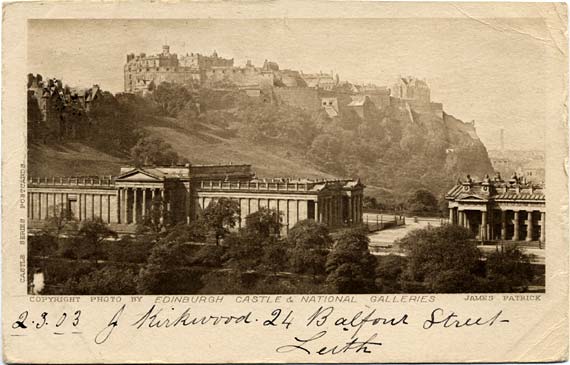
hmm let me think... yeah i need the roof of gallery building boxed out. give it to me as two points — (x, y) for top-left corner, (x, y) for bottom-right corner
(446, 173), (545, 202)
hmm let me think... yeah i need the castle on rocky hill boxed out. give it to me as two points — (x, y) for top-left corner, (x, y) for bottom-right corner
(123, 44), (334, 93)
(122, 45), (444, 119)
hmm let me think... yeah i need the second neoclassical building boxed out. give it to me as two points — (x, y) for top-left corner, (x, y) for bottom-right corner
(446, 174), (545, 245)
(27, 164), (365, 235)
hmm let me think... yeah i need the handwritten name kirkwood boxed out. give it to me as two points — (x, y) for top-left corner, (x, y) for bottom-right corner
(59, 304), (507, 355)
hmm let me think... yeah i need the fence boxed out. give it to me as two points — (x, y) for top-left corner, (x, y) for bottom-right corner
(364, 214), (406, 232)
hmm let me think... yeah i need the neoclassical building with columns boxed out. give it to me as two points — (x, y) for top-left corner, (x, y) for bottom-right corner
(446, 174), (545, 245)
(27, 164), (365, 235)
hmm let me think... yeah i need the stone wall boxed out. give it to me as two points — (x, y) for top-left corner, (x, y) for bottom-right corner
(273, 87), (321, 112)
(204, 67), (274, 88)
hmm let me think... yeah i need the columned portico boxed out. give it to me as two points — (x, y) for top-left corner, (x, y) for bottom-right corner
(115, 168), (176, 227)
(446, 175), (545, 247)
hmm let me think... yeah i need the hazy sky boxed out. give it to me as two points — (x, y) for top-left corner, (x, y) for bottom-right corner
(28, 18), (563, 151)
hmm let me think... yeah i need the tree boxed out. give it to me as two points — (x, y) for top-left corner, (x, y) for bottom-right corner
(203, 198), (240, 245)
(406, 189), (439, 215)
(288, 220), (332, 279)
(398, 224), (481, 293)
(107, 236), (154, 264)
(75, 218), (117, 264)
(130, 136), (187, 167)
(483, 244), (534, 292)
(363, 196), (379, 210)
(41, 203), (78, 244)
(165, 220), (209, 244)
(60, 266), (139, 295)
(244, 207), (282, 239)
(325, 227), (377, 293)
(222, 231), (263, 272)
(151, 82), (195, 117)
(137, 241), (203, 294)
(260, 240), (289, 276)
(223, 208), (285, 275)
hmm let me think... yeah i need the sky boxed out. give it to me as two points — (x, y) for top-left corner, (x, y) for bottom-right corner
(28, 18), (564, 151)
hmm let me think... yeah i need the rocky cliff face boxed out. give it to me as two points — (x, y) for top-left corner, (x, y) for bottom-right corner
(27, 84), (494, 206)
(332, 101), (495, 203)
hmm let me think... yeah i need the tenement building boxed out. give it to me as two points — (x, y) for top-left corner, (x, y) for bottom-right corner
(446, 174), (545, 245)
(27, 164), (365, 235)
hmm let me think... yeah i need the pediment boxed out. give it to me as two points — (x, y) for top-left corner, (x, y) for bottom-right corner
(457, 194), (487, 202)
(116, 169), (163, 182)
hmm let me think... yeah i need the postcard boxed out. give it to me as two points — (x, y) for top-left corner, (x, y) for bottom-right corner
(2, 1), (568, 363)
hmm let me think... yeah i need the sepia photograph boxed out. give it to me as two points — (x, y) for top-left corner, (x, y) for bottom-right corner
(3, 2), (568, 364)
(25, 17), (552, 296)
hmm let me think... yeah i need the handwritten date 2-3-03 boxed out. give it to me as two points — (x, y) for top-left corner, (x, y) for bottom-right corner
(11, 310), (82, 335)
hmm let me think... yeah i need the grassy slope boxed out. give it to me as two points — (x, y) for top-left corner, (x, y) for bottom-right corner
(140, 116), (338, 179)
(28, 142), (125, 177)
(28, 117), (339, 180)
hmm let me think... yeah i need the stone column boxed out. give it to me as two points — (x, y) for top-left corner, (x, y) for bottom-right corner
(99, 194), (103, 220)
(285, 200), (290, 232)
(124, 188), (129, 224)
(481, 211), (487, 241)
(78, 194), (83, 221)
(160, 189), (165, 224)
(540, 211), (546, 243)
(356, 196), (360, 223)
(331, 198), (335, 225)
(84, 194), (88, 221)
(314, 200), (319, 222)
(332, 196), (339, 226)
(501, 210), (507, 240)
(354, 196), (359, 224)
(347, 197), (353, 224)
(117, 189), (122, 223)
(526, 211), (534, 242)
(91, 194), (95, 219)
(487, 210), (492, 240)
(358, 195), (362, 223)
(133, 188), (138, 224)
(325, 198), (330, 225)
(449, 208), (454, 224)
(141, 188), (147, 221)
(513, 210), (520, 241)
(357, 196), (361, 223)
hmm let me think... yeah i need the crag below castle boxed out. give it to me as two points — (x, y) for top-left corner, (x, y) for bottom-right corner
(28, 77), (493, 207)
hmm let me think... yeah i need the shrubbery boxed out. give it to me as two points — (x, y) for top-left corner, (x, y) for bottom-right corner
(29, 203), (537, 295)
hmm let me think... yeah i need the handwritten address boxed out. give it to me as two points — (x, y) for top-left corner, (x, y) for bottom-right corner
(11, 305), (509, 355)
